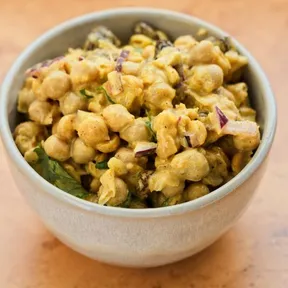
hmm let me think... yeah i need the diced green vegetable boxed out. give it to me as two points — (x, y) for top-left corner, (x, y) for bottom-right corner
(34, 146), (91, 199)
(95, 161), (108, 169)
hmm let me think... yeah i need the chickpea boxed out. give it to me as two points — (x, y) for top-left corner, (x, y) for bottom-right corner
(69, 60), (99, 86)
(113, 74), (144, 113)
(145, 82), (175, 112)
(88, 94), (108, 114)
(153, 110), (178, 132)
(103, 104), (135, 132)
(52, 118), (60, 135)
(153, 110), (179, 159)
(59, 92), (87, 115)
(43, 135), (70, 162)
(41, 71), (71, 100)
(174, 35), (197, 50)
(151, 192), (182, 207)
(74, 110), (95, 130)
(121, 61), (141, 75)
(14, 121), (45, 140)
(142, 45), (155, 60)
(148, 169), (182, 197)
(184, 120), (207, 147)
(154, 156), (171, 169)
(28, 100), (59, 125)
(96, 134), (120, 153)
(225, 50), (248, 75)
(89, 56), (115, 80)
(162, 181), (185, 198)
(120, 118), (150, 144)
(129, 34), (153, 48)
(17, 88), (36, 113)
(24, 148), (39, 163)
(189, 41), (231, 75)
(32, 78), (48, 101)
(189, 40), (215, 65)
(14, 121), (47, 154)
(140, 62), (167, 86)
(94, 153), (109, 163)
(106, 178), (129, 206)
(115, 147), (138, 164)
(77, 115), (109, 148)
(239, 106), (256, 122)
(217, 135), (238, 157)
(155, 47), (182, 67)
(233, 130), (260, 151)
(90, 178), (101, 193)
(171, 149), (210, 181)
(202, 147), (229, 187)
(183, 183), (209, 201)
(165, 66), (180, 86)
(56, 114), (76, 142)
(71, 138), (96, 164)
(187, 64), (224, 94)
(108, 157), (128, 176)
(98, 170), (128, 206)
(226, 83), (248, 107)
(232, 151), (252, 174)
(156, 129), (178, 159)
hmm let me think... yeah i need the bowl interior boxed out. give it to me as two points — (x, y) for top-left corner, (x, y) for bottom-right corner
(0, 8), (276, 217)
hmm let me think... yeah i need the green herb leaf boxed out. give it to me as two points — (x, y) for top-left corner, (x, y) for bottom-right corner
(145, 120), (157, 142)
(96, 86), (116, 104)
(95, 161), (108, 169)
(34, 146), (90, 199)
(79, 89), (94, 99)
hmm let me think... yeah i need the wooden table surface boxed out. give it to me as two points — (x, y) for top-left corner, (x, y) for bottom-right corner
(0, 0), (287, 287)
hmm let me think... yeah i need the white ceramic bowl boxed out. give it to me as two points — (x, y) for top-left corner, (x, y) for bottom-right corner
(0, 8), (277, 267)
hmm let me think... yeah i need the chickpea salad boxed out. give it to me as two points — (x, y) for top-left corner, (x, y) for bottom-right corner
(13, 22), (260, 208)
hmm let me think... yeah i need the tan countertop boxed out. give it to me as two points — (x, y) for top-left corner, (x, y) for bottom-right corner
(0, 0), (287, 287)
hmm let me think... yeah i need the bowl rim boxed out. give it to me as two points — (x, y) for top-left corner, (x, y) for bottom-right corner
(0, 7), (277, 218)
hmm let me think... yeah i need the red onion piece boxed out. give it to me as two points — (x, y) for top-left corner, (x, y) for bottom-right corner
(184, 133), (201, 148)
(215, 106), (228, 128)
(134, 142), (157, 158)
(222, 120), (259, 136)
(115, 50), (130, 72)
